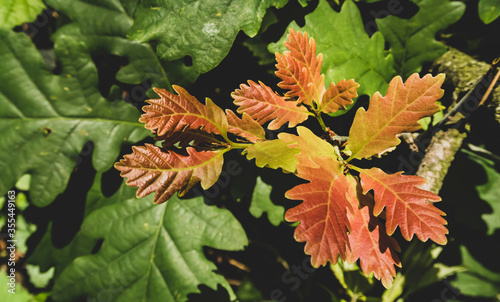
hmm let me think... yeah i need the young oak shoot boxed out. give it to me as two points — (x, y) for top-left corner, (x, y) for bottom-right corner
(115, 28), (448, 288)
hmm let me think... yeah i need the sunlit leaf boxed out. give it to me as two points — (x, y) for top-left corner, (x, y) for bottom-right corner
(285, 157), (357, 267)
(345, 176), (401, 289)
(129, 0), (288, 73)
(115, 144), (227, 204)
(320, 79), (359, 115)
(232, 80), (311, 130)
(347, 73), (445, 160)
(358, 167), (448, 244)
(0, 0), (45, 28)
(226, 109), (266, 143)
(270, 0), (395, 97)
(275, 28), (325, 106)
(141, 86), (228, 138)
(243, 139), (300, 172)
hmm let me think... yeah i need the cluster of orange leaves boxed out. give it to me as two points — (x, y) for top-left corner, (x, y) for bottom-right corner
(115, 28), (448, 288)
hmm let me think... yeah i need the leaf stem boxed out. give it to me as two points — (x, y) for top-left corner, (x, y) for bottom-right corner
(229, 141), (253, 149)
(315, 112), (328, 133)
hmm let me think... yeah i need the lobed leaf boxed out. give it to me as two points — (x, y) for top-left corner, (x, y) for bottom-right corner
(320, 79), (360, 115)
(232, 80), (311, 130)
(226, 109), (266, 143)
(128, 0), (288, 74)
(140, 86), (228, 138)
(376, 0), (465, 79)
(50, 186), (247, 302)
(278, 126), (337, 169)
(285, 157), (358, 267)
(250, 177), (285, 226)
(358, 167), (448, 245)
(345, 176), (401, 289)
(46, 0), (174, 87)
(275, 28), (325, 106)
(243, 139), (300, 172)
(347, 73), (445, 160)
(0, 29), (150, 207)
(115, 144), (226, 204)
(269, 0), (396, 97)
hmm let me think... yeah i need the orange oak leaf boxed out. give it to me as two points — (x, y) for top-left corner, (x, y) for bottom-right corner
(231, 80), (311, 130)
(320, 79), (360, 114)
(114, 144), (226, 204)
(275, 28), (325, 106)
(226, 109), (265, 143)
(347, 73), (445, 160)
(285, 157), (357, 267)
(140, 86), (228, 138)
(345, 175), (401, 289)
(358, 167), (448, 244)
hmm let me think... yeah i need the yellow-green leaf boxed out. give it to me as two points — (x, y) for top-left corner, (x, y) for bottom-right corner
(243, 139), (300, 172)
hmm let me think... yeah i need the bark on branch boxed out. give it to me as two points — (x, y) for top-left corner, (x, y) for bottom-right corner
(415, 48), (499, 194)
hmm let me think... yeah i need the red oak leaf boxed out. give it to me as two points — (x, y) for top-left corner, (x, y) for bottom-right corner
(358, 167), (448, 244)
(285, 157), (358, 267)
(275, 28), (325, 106)
(140, 86), (228, 137)
(226, 109), (265, 143)
(347, 73), (445, 159)
(345, 175), (401, 288)
(231, 80), (311, 130)
(114, 144), (226, 204)
(320, 79), (360, 114)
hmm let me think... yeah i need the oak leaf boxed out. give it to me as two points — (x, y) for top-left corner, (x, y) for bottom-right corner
(115, 144), (226, 204)
(140, 86), (228, 138)
(232, 80), (311, 130)
(358, 167), (448, 244)
(243, 139), (300, 172)
(320, 79), (359, 114)
(278, 126), (337, 169)
(226, 109), (266, 143)
(285, 157), (357, 267)
(347, 73), (445, 160)
(275, 28), (325, 106)
(345, 175), (401, 289)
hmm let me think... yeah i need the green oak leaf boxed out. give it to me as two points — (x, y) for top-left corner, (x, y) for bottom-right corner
(243, 139), (300, 172)
(45, 0), (177, 88)
(50, 182), (248, 302)
(376, 0), (465, 79)
(464, 149), (500, 235)
(0, 29), (150, 207)
(129, 0), (288, 74)
(451, 245), (500, 298)
(27, 174), (123, 278)
(0, 0), (45, 28)
(269, 0), (396, 97)
(250, 177), (285, 226)
(479, 0), (500, 24)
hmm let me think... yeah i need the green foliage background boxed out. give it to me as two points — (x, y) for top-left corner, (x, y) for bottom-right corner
(0, 0), (499, 301)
